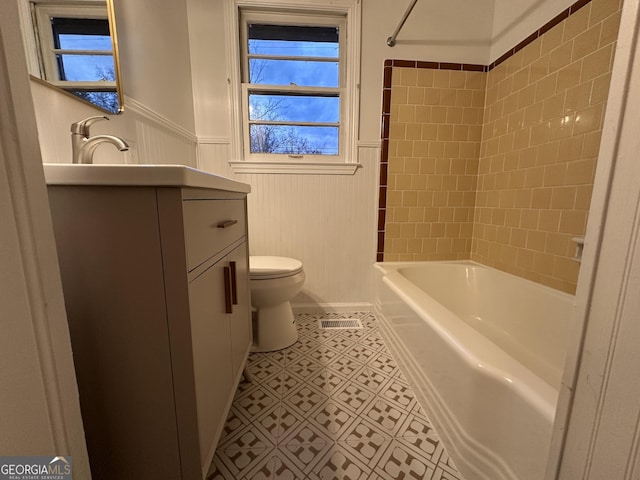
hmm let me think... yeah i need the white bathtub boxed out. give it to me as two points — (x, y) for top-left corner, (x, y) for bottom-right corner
(374, 261), (574, 480)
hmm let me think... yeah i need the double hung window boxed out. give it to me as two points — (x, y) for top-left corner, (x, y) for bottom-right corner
(31, 2), (119, 113)
(236, 6), (358, 171)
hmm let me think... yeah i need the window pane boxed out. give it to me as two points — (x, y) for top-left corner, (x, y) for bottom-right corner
(249, 125), (338, 155)
(248, 24), (338, 57)
(57, 54), (115, 81)
(58, 33), (112, 51)
(249, 59), (338, 87)
(249, 94), (339, 123)
(68, 90), (119, 114)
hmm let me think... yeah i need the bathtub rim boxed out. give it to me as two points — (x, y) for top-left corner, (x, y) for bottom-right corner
(374, 259), (569, 424)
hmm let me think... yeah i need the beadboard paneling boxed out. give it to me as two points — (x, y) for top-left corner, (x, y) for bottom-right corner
(199, 142), (379, 308)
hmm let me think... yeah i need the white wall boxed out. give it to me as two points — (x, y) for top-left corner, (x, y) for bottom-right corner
(490, 0), (576, 61)
(113, 0), (196, 132)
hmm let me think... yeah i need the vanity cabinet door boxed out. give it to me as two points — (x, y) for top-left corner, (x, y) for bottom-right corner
(228, 242), (252, 379)
(188, 259), (233, 473)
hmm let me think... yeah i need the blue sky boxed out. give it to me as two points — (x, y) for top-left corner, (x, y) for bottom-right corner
(248, 36), (340, 154)
(58, 34), (113, 81)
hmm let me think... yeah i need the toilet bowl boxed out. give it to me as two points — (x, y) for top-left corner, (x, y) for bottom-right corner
(249, 256), (305, 352)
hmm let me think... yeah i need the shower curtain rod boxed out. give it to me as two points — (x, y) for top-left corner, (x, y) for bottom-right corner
(387, 0), (419, 47)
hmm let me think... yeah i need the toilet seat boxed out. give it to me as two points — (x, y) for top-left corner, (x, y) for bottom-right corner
(249, 256), (303, 280)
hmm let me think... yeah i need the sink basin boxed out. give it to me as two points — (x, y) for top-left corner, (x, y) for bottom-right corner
(43, 164), (250, 193)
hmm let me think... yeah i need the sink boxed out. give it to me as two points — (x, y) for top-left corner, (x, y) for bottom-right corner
(43, 164), (250, 193)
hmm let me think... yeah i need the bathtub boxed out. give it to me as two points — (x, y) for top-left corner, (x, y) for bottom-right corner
(374, 261), (574, 480)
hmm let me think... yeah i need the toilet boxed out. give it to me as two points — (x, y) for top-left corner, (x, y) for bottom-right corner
(249, 256), (305, 352)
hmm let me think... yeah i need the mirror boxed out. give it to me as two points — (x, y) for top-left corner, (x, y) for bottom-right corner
(20, 0), (123, 114)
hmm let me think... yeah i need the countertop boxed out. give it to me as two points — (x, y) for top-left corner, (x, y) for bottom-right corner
(43, 164), (251, 194)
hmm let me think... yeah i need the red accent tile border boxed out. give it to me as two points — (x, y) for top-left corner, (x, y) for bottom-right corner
(375, 0), (594, 261)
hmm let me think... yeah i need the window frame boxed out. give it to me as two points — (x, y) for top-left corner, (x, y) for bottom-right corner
(240, 11), (344, 162)
(225, 0), (361, 175)
(32, 3), (116, 91)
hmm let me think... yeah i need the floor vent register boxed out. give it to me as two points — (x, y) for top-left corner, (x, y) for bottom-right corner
(318, 319), (363, 330)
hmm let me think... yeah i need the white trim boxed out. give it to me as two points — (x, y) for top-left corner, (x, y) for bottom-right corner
(292, 302), (372, 314)
(198, 136), (232, 145)
(357, 140), (381, 149)
(125, 95), (198, 143)
(229, 160), (360, 174)
(224, 0), (243, 161)
(32, 3), (110, 82)
(550, 0), (640, 477)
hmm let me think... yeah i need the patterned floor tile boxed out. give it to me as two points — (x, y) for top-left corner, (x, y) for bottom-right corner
(233, 385), (280, 421)
(333, 381), (377, 415)
(278, 419), (335, 446)
(278, 442), (333, 475)
(209, 446), (275, 480)
(310, 400), (358, 437)
(306, 442), (374, 480)
(282, 381), (329, 416)
(218, 420), (276, 451)
(210, 312), (464, 480)
(373, 440), (441, 480)
(360, 396), (412, 437)
(218, 405), (253, 446)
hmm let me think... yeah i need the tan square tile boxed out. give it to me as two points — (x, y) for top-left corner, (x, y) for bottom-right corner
(542, 23), (565, 54)
(391, 86), (408, 105)
(399, 67), (417, 86)
(559, 210), (588, 235)
(581, 44), (614, 83)
(583, 131), (602, 156)
(572, 24), (602, 62)
(530, 55), (550, 83)
(543, 163), (568, 186)
(456, 90), (473, 107)
(565, 81), (593, 112)
(547, 232), (571, 256)
(424, 88), (441, 105)
(566, 158), (596, 185)
(563, 4), (590, 42)
(415, 105), (431, 123)
(397, 105), (416, 123)
(466, 71), (486, 90)
(416, 68), (435, 87)
(600, 11), (622, 47)
(433, 70), (450, 88)
(589, 0), (622, 27)
(538, 210), (561, 232)
(407, 86), (425, 105)
(574, 103), (604, 135)
(591, 73), (612, 104)
(535, 73), (559, 102)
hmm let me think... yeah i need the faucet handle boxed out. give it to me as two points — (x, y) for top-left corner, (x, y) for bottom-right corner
(70, 115), (109, 136)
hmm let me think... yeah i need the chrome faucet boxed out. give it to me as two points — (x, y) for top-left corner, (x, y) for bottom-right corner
(71, 116), (129, 164)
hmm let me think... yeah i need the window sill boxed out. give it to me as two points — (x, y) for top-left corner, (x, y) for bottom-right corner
(228, 161), (361, 175)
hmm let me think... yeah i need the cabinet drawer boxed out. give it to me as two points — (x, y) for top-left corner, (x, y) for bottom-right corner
(183, 199), (245, 271)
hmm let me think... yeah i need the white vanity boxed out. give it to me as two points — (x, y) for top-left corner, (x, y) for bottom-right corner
(44, 164), (251, 480)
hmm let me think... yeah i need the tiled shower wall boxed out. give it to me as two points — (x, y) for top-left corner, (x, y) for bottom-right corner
(472, 0), (622, 293)
(381, 0), (622, 294)
(384, 65), (485, 261)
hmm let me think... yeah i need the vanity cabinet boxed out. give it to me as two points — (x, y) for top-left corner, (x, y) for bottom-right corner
(47, 183), (251, 480)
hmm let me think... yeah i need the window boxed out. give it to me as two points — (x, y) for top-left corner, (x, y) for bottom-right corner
(228, 1), (361, 174)
(31, 2), (119, 113)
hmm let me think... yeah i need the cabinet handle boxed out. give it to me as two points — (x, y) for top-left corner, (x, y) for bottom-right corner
(223, 266), (233, 314)
(230, 261), (238, 305)
(217, 219), (238, 229)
